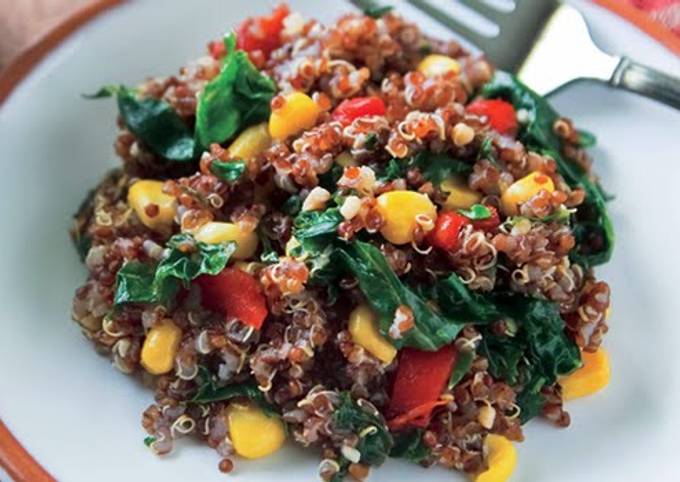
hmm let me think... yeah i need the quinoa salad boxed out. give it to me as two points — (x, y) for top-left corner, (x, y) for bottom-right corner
(70, 4), (614, 481)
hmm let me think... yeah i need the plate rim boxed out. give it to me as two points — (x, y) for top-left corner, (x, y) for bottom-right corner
(0, 2), (125, 478)
(0, 0), (125, 107)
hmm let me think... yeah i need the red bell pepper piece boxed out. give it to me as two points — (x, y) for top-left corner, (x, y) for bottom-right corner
(196, 268), (268, 329)
(468, 205), (501, 232)
(466, 99), (517, 135)
(332, 96), (387, 125)
(428, 211), (469, 251)
(387, 345), (457, 429)
(235, 4), (290, 59)
(387, 399), (450, 431)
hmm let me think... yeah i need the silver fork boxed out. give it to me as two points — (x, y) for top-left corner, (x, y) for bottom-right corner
(357, 0), (680, 109)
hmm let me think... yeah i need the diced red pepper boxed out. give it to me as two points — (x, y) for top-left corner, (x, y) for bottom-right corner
(387, 345), (457, 429)
(235, 4), (290, 59)
(468, 205), (501, 232)
(387, 399), (450, 431)
(196, 268), (268, 329)
(208, 40), (227, 60)
(428, 211), (469, 251)
(466, 99), (517, 135)
(332, 96), (387, 125)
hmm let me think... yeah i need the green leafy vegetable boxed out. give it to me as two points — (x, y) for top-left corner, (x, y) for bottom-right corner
(577, 129), (597, 149)
(448, 350), (475, 389)
(87, 85), (196, 162)
(481, 72), (613, 267)
(479, 296), (582, 423)
(318, 164), (344, 192)
(195, 34), (276, 150)
(431, 274), (500, 323)
(338, 241), (466, 350)
(210, 160), (246, 182)
(390, 430), (430, 464)
(293, 208), (343, 255)
(354, 0), (394, 18)
(114, 234), (236, 307)
(281, 195), (302, 216)
(458, 204), (492, 220)
(407, 151), (471, 186)
(114, 262), (158, 305)
(143, 436), (156, 447)
(377, 159), (406, 182)
(333, 393), (393, 467)
(191, 367), (278, 416)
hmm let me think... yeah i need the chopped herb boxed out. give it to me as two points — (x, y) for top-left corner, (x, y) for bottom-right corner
(458, 204), (492, 220)
(143, 436), (156, 447)
(195, 33), (276, 150)
(210, 160), (246, 182)
(191, 367), (278, 416)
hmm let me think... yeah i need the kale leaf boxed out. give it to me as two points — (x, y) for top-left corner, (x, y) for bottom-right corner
(210, 160), (246, 182)
(293, 207), (343, 255)
(191, 367), (278, 416)
(338, 241), (467, 350)
(354, 0), (394, 18)
(114, 234), (236, 307)
(390, 430), (430, 464)
(407, 151), (472, 186)
(458, 204), (492, 220)
(481, 72), (613, 267)
(195, 33), (276, 150)
(86, 85), (195, 162)
(479, 296), (582, 423)
(333, 393), (393, 467)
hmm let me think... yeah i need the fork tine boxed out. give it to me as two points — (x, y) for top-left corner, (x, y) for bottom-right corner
(458, 0), (506, 24)
(406, 0), (489, 49)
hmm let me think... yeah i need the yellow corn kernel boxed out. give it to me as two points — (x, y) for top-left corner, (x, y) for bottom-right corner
(500, 171), (555, 215)
(474, 435), (517, 482)
(194, 222), (259, 260)
(560, 348), (610, 401)
(349, 304), (397, 364)
(440, 176), (482, 210)
(227, 402), (286, 459)
(417, 54), (461, 77)
(336, 151), (358, 168)
(269, 92), (321, 141)
(128, 180), (177, 231)
(376, 191), (437, 245)
(227, 123), (271, 161)
(141, 319), (182, 375)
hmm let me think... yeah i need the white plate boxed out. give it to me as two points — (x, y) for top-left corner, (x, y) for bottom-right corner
(1, 1), (679, 481)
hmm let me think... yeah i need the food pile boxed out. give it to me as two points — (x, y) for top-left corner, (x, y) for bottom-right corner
(71, 4), (613, 481)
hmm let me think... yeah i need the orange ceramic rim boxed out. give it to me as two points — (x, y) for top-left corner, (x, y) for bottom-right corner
(594, 0), (680, 57)
(0, 1), (124, 477)
(0, 0), (124, 107)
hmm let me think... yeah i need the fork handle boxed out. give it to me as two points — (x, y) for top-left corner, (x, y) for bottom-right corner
(610, 57), (680, 110)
